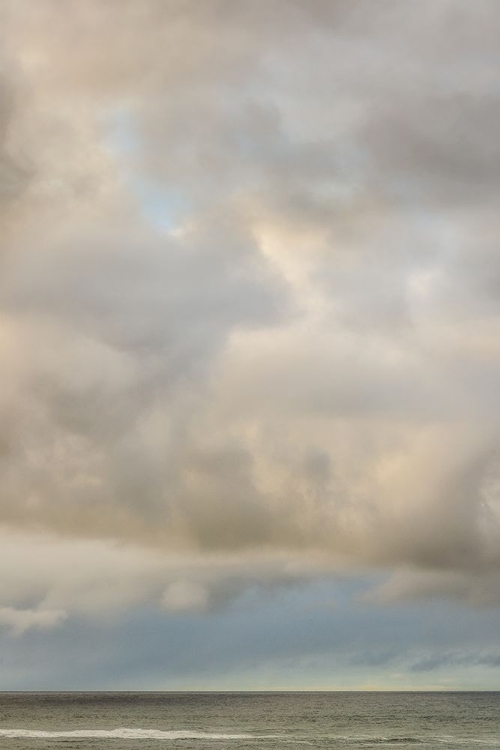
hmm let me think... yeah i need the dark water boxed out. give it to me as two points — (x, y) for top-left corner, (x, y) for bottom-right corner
(0, 692), (498, 749)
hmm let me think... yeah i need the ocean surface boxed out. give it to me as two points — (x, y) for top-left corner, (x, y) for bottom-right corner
(0, 692), (498, 750)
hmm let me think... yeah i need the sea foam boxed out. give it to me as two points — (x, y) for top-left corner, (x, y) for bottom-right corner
(0, 727), (255, 740)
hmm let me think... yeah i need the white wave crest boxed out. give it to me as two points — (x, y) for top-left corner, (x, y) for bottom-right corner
(0, 727), (256, 740)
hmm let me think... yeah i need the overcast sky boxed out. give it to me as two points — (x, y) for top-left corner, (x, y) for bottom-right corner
(1, 0), (500, 690)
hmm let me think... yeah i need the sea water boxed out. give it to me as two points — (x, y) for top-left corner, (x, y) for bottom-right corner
(0, 691), (498, 749)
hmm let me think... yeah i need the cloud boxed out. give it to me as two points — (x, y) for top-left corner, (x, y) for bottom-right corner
(0, 526), (334, 632)
(161, 581), (209, 614)
(0, 0), (499, 637)
(0, 606), (66, 636)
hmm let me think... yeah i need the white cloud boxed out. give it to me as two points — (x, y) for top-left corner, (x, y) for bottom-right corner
(161, 581), (210, 614)
(0, 606), (66, 636)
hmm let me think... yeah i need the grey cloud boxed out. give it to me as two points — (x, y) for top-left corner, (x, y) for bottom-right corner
(2, 218), (285, 361)
(0, 0), (500, 628)
(409, 650), (500, 674)
(0, 65), (31, 216)
(364, 94), (500, 205)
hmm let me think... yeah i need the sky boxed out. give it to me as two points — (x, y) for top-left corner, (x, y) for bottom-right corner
(1, 0), (500, 690)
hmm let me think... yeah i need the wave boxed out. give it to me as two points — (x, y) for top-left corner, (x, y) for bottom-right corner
(354, 739), (424, 745)
(337, 737), (500, 748)
(1, 728), (498, 746)
(0, 728), (257, 740)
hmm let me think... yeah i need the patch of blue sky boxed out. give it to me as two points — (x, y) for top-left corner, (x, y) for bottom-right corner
(105, 106), (141, 156)
(133, 179), (187, 232)
(104, 106), (187, 232)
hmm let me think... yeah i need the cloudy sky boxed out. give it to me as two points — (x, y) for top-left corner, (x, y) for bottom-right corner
(1, 0), (500, 690)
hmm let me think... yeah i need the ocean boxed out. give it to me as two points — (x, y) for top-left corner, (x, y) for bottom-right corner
(0, 692), (498, 749)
